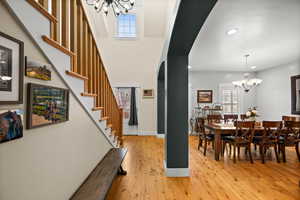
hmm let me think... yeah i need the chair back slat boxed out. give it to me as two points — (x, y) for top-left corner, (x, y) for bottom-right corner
(240, 114), (247, 121)
(282, 116), (300, 122)
(224, 114), (238, 123)
(207, 115), (222, 123)
(262, 121), (282, 138)
(263, 121), (283, 128)
(196, 118), (205, 134)
(281, 121), (300, 144)
(285, 121), (300, 129)
(234, 121), (255, 140)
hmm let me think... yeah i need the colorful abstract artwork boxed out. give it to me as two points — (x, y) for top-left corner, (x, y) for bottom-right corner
(27, 83), (69, 129)
(0, 110), (23, 144)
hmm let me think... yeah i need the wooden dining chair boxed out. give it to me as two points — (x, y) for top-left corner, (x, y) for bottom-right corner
(224, 114), (238, 123)
(223, 121), (255, 163)
(207, 114), (223, 123)
(282, 116), (300, 122)
(279, 121), (300, 162)
(253, 121), (282, 163)
(197, 118), (205, 149)
(240, 114), (247, 121)
(197, 118), (214, 156)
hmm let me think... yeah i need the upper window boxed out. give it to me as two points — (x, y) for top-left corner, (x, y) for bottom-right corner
(117, 14), (137, 38)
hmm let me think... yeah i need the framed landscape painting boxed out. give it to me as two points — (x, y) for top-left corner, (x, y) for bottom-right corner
(0, 109), (23, 144)
(197, 90), (213, 103)
(27, 83), (69, 129)
(0, 32), (24, 105)
(25, 57), (51, 81)
(291, 75), (300, 115)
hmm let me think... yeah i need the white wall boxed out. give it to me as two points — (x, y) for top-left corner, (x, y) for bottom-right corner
(81, 1), (173, 134)
(256, 60), (300, 120)
(100, 38), (164, 134)
(189, 71), (256, 118)
(189, 61), (300, 121)
(0, 3), (111, 200)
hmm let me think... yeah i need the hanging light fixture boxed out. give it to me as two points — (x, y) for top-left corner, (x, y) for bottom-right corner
(86, 0), (135, 16)
(232, 55), (263, 92)
(0, 76), (12, 81)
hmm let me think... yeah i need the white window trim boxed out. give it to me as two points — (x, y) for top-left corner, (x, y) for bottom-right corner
(219, 83), (242, 115)
(114, 13), (138, 40)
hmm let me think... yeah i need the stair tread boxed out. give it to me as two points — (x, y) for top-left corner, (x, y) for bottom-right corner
(92, 107), (104, 111)
(100, 116), (109, 121)
(66, 71), (88, 80)
(81, 93), (97, 97)
(42, 35), (75, 57)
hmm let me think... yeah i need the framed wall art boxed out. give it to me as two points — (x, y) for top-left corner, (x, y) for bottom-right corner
(0, 32), (24, 105)
(27, 83), (69, 129)
(197, 90), (213, 103)
(0, 109), (24, 144)
(25, 57), (51, 81)
(143, 89), (154, 99)
(291, 75), (300, 115)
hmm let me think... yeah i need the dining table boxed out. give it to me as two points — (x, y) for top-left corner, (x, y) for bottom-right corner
(204, 122), (286, 161)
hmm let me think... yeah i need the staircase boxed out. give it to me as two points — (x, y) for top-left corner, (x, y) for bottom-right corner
(5, 0), (123, 147)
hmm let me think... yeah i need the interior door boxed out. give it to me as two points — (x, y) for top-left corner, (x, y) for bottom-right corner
(115, 87), (140, 135)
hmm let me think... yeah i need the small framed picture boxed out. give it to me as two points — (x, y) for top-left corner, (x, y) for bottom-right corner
(25, 57), (51, 81)
(0, 32), (24, 105)
(143, 89), (154, 99)
(197, 90), (213, 103)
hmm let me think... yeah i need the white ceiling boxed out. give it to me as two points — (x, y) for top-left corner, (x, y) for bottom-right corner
(82, 0), (176, 39)
(189, 0), (300, 72)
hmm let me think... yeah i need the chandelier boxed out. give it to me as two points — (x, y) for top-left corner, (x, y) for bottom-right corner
(0, 76), (12, 81)
(86, 0), (135, 16)
(232, 55), (263, 92)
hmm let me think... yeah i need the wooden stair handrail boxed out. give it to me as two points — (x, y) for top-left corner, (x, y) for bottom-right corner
(26, 0), (58, 23)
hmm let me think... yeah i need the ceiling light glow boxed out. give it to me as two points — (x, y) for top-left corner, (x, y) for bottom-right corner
(227, 28), (238, 35)
(188, 66), (192, 69)
(251, 66), (257, 69)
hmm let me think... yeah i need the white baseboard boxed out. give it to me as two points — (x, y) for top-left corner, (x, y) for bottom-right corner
(156, 134), (165, 138)
(139, 131), (157, 136)
(164, 160), (189, 177)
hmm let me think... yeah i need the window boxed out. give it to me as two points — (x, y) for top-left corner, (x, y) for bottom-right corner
(220, 84), (240, 114)
(117, 14), (136, 38)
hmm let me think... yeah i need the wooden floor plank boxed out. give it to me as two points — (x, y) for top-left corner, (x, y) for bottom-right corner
(107, 136), (300, 200)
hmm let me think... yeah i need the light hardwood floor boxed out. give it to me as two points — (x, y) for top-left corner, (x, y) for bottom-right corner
(107, 136), (300, 200)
